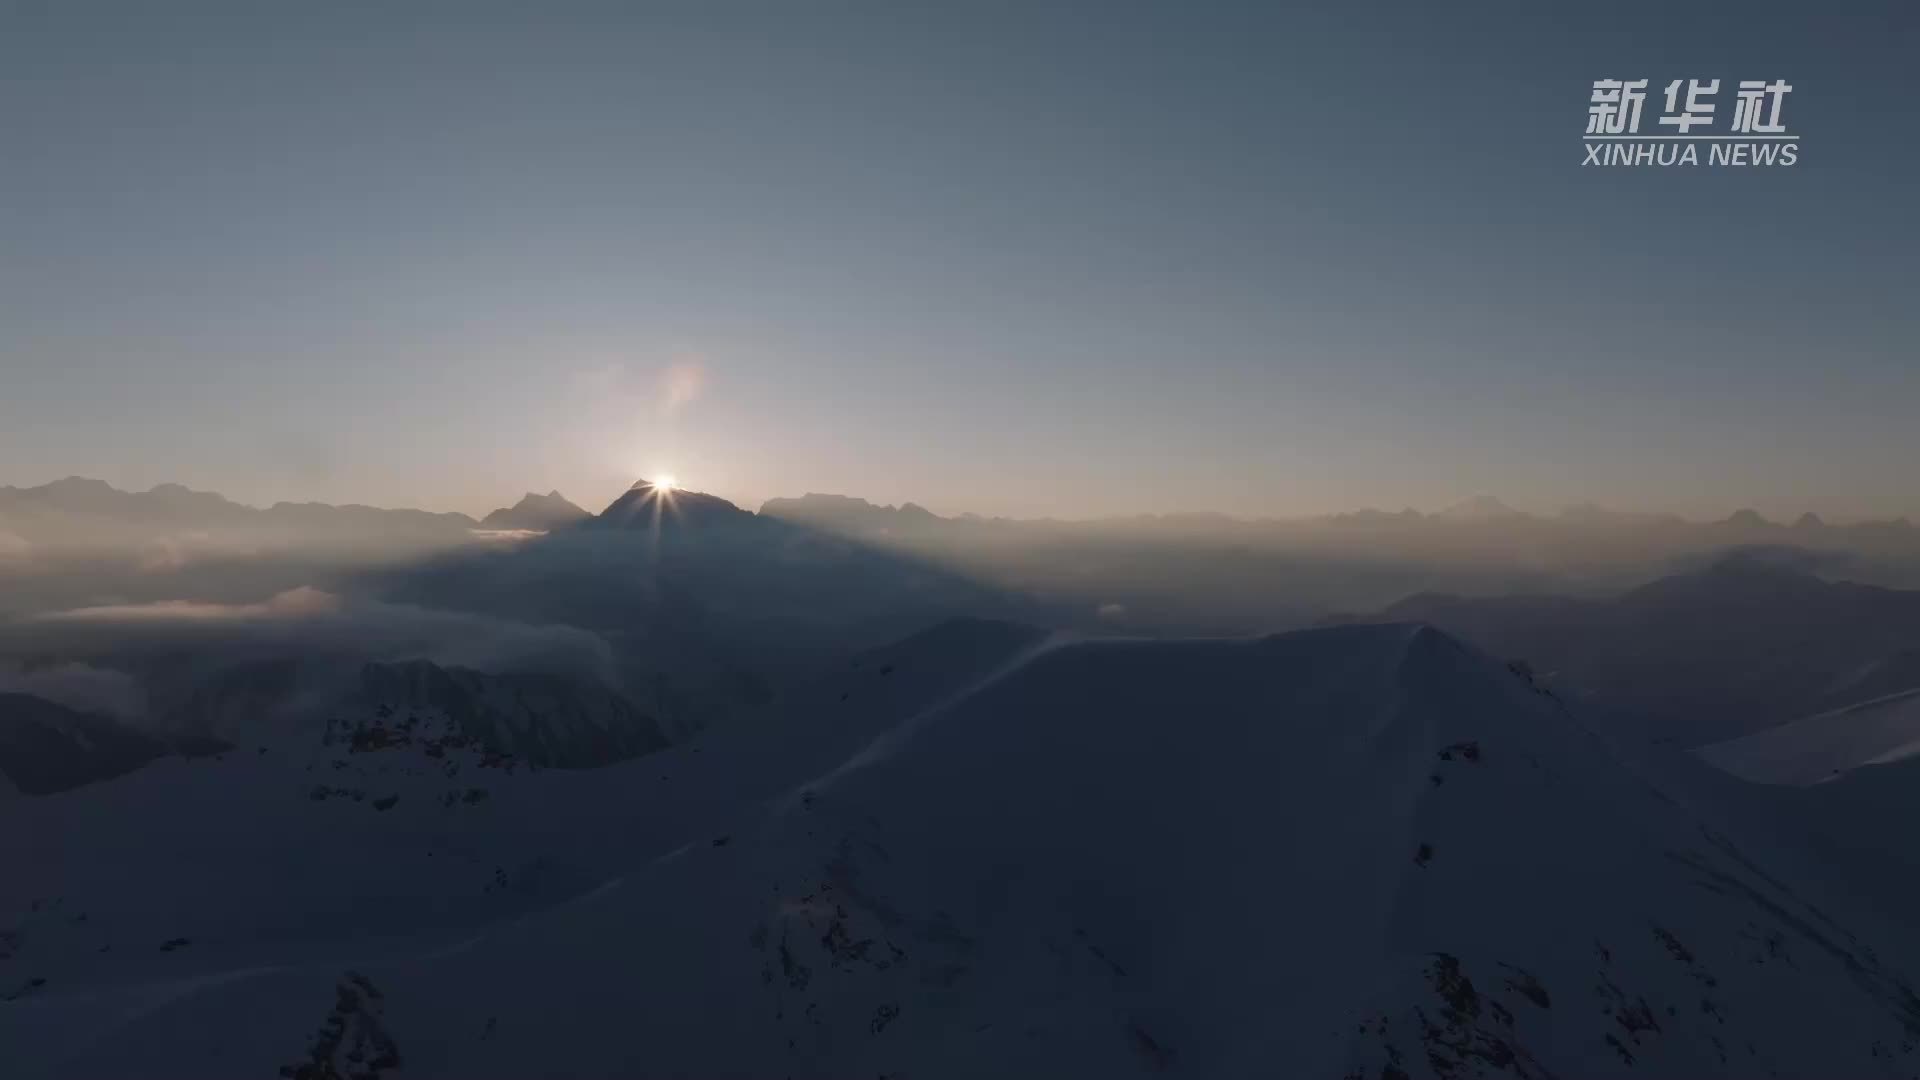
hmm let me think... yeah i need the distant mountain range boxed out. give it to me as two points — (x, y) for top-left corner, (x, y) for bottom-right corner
(12, 474), (1920, 656)
(1340, 550), (1920, 747)
(5, 475), (1916, 545)
(0, 476), (481, 554)
(0, 477), (601, 550)
(16, 474), (1915, 773)
(759, 489), (1917, 537)
(759, 492), (943, 535)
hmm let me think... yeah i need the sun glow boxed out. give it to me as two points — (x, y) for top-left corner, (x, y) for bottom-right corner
(655, 474), (677, 492)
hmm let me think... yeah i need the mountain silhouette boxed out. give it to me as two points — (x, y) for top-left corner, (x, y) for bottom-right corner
(588, 479), (759, 533)
(1354, 552), (1920, 746)
(478, 491), (588, 531)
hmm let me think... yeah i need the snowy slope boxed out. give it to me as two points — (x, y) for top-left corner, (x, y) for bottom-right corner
(0, 692), (224, 795)
(155, 656), (672, 769)
(1366, 556), (1920, 748)
(0, 619), (1050, 1060)
(8, 624), (1920, 1078)
(1697, 689), (1920, 786)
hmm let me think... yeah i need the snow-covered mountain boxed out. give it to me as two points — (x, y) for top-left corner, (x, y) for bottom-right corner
(347, 659), (669, 768)
(0, 692), (224, 795)
(1357, 553), (1920, 747)
(383, 481), (1040, 716)
(8, 621), (1920, 1078)
(156, 657), (670, 769)
(1699, 689), (1920, 786)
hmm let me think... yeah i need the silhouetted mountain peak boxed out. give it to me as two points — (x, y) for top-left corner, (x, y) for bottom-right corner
(143, 481), (243, 512)
(480, 490), (589, 531)
(45, 475), (116, 495)
(1610, 547), (1835, 631)
(21, 475), (123, 509)
(1720, 508), (1772, 528)
(592, 480), (754, 530)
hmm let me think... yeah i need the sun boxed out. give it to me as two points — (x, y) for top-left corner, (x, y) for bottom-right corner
(655, 474), (677, 492)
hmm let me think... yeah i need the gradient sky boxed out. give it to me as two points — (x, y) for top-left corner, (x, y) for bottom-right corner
(2, 2), (1914, 520)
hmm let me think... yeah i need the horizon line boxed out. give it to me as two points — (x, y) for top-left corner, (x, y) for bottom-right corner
(3, 474), (1914, 530)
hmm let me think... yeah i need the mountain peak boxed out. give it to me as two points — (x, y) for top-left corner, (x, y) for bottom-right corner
(12, 475), (127, 512)
(42, 475), (119, 497)
(591, 479), (753, 531)
(478, 490), (589, 531)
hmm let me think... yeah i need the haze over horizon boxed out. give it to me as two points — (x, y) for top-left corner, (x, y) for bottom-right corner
(5, 3), (1914, 520)
(7, 470), (1918, 529)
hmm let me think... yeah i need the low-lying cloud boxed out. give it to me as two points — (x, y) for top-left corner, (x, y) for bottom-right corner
(42, 586), (344, 623)
(18, 587), (619, 690)
(0, 662), (146, 721)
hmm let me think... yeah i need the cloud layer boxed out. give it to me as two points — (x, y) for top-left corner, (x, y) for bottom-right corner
(0, 662), (147, 721)
(15, 587), (619, 692)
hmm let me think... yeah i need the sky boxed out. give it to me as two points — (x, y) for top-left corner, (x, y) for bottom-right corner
(2, 1), (1914, 520)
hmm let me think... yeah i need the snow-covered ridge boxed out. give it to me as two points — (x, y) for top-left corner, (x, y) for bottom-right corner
(1698, 688), (1920, 786)
(151, 656), (669, 770)
(8, 621), (1920, 1078)
(0, 692), (224, 796)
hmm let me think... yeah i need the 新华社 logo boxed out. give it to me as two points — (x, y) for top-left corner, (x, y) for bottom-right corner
(1584, 79), (1798, 166)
